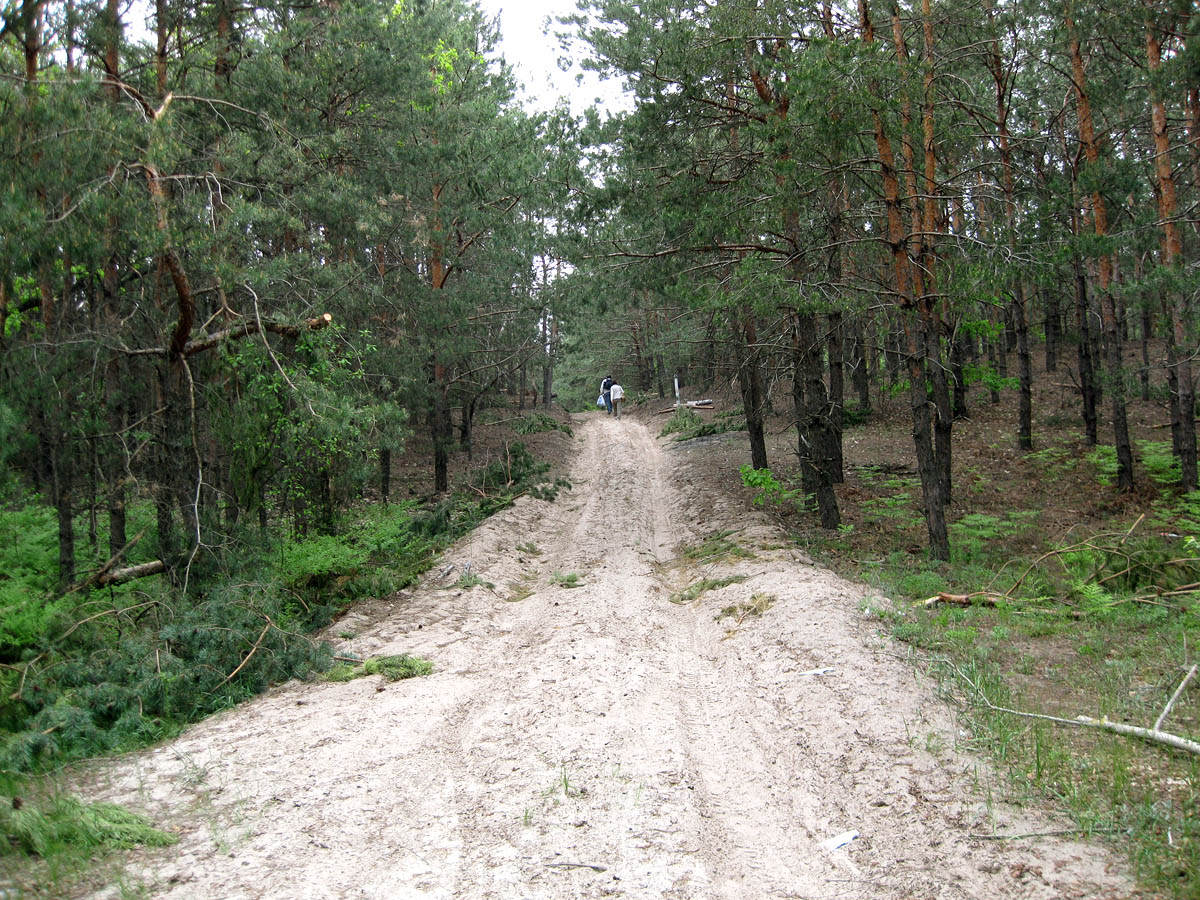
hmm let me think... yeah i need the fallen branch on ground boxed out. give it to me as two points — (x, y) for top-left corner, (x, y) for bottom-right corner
(952, 663), (1200, 757)
(1000, 516), (1146, 598)
(968, 828), (1119, 841)
(657, 399), (715, 414)
(215, 617), (274, 688)
(7, 599), (161, 701)
(923, 591), (1003, 609)
(62, 529), (149, 595)
(1154, 664), (1198, 732)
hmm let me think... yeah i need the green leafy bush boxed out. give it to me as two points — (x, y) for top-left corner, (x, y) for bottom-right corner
(739, 465), (802, 510)
(1138, 441), (1181, 487)
(281, 534), (370, 588)
(1089, 441), (1182, 489)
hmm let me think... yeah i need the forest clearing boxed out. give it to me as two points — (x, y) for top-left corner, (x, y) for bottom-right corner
(2, 0), (1199, 896)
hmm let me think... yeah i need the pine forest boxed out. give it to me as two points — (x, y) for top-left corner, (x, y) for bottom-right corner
(1, 0), (1198, 895)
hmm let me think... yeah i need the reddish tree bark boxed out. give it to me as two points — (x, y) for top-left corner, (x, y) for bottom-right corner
(1146, 7), (1197, 490)
(1069, 12), (1134, 490)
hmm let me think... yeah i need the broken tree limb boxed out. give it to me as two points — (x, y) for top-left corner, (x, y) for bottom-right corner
(122, 313), (334, 358)
(216, 618), (274, 688)
(1154, 664), (1198, 732)
(185, 312), (334, 356)
(952, 662), (1200, 757)
(923, 591), (1002, 609)
(657, 400), (716, 414)
(1073, 716), (1200, 756)
(95, 560), (167, 587)
(62, 528), (147, 595)
(1002, 518), (1148, 599)
(8, 599), (160, 701)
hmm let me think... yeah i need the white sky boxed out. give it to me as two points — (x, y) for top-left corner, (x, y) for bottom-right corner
(476, 0), (630, 116)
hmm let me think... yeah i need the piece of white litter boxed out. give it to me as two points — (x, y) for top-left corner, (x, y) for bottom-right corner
(820, 830), (859, 852)
(797, 666), (836, 677)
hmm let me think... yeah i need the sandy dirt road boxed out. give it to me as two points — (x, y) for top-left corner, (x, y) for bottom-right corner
(87, 415), (1137, 899)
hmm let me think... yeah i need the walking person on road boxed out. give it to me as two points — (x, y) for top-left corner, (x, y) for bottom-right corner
(610, 382), (625, 418)
(600, 375), (614, 415)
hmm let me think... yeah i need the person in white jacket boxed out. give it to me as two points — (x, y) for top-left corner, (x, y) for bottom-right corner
(609, 382), (625, 418)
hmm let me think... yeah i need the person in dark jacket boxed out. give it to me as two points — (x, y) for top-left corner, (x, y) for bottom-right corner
(600, 375), (614, 414)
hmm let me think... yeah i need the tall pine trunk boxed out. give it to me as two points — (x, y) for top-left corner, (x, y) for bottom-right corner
(1147, 13), (1197, 490)
(793, 312), (840, 528)
(734, 314), (768, 471)
(861, 0), (948, 559)
(1071, 15), (1133, 490)
(827, 310), (845, 483)
(1074, 257), (1100, 445)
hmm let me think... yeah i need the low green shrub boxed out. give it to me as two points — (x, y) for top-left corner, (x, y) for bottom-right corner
(661, 407), (746, 442)
(740, 466), (802, 511)
(659, 408), (701, 438)
(0, 503), (64, 658)
(897, 571), (946, 600)
(512, 412), (573, 437)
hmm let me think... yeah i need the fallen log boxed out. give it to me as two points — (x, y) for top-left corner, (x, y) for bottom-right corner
(95, 560), (167, 587)
(657, 400), (716, 414)
(923, 591), (1002, 609)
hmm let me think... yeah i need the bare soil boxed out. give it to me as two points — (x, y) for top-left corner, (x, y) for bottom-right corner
(81, 411), (1140, 899)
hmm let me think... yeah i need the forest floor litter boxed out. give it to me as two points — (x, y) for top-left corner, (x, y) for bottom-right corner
(77, 411), (1141, 899)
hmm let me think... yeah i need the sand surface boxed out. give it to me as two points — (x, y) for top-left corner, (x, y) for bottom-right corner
(85, 415), (1136, 898)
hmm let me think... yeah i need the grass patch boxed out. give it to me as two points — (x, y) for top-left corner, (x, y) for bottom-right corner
(716, 592), (775, 625)
(324, 654), (432, 683)
(669, 575), (747, 605)
(681, 530), (755, 564)
(798, 453), (1200, 899)
(454, 571), (495, 591)
(850, 552), (1200, 898)
(550, 572), (582, 588)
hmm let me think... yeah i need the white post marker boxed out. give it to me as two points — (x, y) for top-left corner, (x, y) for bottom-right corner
(674, 375), (681, 407)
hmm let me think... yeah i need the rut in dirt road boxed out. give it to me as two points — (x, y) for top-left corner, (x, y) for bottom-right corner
(88, 415), (1137, 900)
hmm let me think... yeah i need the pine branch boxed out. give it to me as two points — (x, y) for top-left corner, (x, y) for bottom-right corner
(121, 313), (333, 358)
